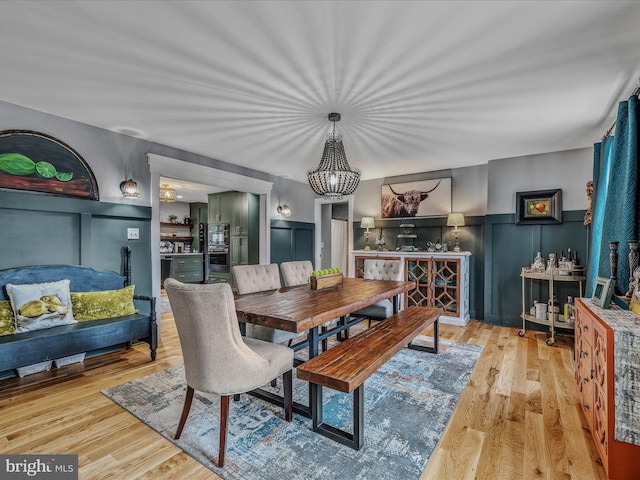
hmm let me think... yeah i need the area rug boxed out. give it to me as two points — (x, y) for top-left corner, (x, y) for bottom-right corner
(160, 295), (171, 313)
(102, 339), (482, 480)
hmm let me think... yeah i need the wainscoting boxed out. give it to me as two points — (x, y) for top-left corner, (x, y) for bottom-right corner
(484, 210), (588, 328)
(0, 190), (152, 296)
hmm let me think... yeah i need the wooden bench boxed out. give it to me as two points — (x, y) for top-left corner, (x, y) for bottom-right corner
(296, 305), (441, 449)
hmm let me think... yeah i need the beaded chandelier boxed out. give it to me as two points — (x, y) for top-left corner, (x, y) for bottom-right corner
(307, 113), (361, 198)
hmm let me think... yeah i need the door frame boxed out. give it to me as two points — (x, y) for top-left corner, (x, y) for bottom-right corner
(148, 154), (273, 303)
(314, 195), (353, 276)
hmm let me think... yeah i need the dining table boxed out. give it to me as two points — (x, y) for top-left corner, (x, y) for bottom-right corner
(234, 276), (416, 418)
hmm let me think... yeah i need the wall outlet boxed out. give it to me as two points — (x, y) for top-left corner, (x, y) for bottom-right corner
(127, 228), (140, 240)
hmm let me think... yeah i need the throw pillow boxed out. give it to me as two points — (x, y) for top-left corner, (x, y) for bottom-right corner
(0, 300), (15, 336)
(630, 288), (640, 316)
(6, 279), (76, 333)
(71, 285), (138, 322)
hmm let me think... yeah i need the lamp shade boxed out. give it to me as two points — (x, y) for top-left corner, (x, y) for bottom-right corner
(361, 217), (375, 229)
(447, 212), (465, 227)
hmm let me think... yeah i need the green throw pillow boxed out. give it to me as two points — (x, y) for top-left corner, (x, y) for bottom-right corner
(0, 300), (16, 336)
(71, 285), (138, 322)
(6, 279), (76, 332)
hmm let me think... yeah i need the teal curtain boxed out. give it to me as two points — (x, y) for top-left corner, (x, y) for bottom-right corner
(587, 95), (639, 296)
(587, 137), (614, 295)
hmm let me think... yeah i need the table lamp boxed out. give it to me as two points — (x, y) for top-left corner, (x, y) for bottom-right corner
(361, 217), (375, 251)
(447, 212), (465, 252)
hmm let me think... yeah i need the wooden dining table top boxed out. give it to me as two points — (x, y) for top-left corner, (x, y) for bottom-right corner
(234, 277), (415, 334)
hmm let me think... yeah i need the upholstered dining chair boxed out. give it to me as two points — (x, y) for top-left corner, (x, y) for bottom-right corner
(352, 259), (404, 326)
(280, 260), (339, 351)
(280, 260), (314, 288)
(232, 264), (304, 345)
(164, 278), (293, 468)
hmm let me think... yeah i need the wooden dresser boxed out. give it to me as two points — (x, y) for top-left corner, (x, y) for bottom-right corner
(575, 298), (640, 479)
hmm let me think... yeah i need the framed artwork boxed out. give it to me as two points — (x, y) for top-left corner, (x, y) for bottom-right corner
(515, 189), (562, 225)
(381, 178), (451, 218)
(0, 130), (99, 200)
(592, 276), (614, 309)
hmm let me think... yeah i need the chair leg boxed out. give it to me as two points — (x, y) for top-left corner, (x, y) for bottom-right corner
(217, 395), (230, 468)
(174, 385), (194, 439)
(283, 370), (293, 422)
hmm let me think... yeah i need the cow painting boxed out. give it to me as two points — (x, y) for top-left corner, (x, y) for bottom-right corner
(381, 179), (451, 218)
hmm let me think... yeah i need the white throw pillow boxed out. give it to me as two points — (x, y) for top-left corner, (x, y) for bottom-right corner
(6, 279), (76, 332)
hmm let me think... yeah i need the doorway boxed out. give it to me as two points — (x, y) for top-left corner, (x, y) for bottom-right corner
(149, 154), (273, 303)
(314, 196), (353, 276)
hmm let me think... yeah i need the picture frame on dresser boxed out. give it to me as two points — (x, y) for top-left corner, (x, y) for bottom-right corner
(592, 276), (614, 308)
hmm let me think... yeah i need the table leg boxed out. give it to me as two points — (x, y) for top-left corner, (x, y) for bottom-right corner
(307, 326), (319, 413)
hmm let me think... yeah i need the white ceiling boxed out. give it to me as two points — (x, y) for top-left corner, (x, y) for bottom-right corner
(2, 1), (640, 188)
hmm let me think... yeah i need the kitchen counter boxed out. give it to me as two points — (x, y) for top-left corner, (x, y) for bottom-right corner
(161, 253), (203, 257)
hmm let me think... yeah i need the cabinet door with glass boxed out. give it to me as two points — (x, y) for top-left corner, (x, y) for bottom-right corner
(351, 251), (470, 326)
(405, 257), (460, 315)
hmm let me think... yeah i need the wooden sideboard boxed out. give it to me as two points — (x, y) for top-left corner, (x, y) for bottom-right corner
(575, 298), (640, 479)
(350, 250), (470, 326)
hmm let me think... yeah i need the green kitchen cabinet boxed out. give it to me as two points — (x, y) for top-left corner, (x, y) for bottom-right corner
(170, 253), (204, 283)
(208, 192), (231, 224)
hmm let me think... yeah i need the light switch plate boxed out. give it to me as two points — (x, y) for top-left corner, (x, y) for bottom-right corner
(127, 228), (140, 240)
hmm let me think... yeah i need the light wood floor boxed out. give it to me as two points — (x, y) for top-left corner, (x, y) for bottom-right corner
(0, 308), (607, 479)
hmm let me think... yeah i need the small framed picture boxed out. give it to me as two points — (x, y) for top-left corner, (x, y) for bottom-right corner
(592, 276), (614, 308)
(515, 189), (562, 225)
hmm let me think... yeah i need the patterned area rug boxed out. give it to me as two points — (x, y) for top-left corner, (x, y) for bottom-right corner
(102, 340), (482, 480)
(160, 295), (171, 313)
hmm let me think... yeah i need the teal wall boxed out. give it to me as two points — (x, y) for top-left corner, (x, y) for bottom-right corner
(484, 210), (588, 328)
(353, 209), (588, 326)
(270, 220), (315, 265)
(354, 216), (485, 320)
(0, 190), (152, 296)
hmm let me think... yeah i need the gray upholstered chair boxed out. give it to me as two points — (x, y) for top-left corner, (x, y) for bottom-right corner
(232, 264), (303, 345)
(352, 259), (404, 325)
(164, 278), (293, 468)
(280, 260), (314, 288)
(280, 260), (338, 351)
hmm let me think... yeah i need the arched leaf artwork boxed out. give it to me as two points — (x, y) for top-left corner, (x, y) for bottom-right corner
(0, 130), (99, 200)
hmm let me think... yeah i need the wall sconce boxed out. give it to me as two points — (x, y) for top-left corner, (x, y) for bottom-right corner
(120, 178), (140, 199)
(277, 204), (291, 217)
(447, 212), (466, 252)
(361, 216), (375, 251)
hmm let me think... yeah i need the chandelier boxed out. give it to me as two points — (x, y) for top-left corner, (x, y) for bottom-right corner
(159, 183), (176, 202)
(307, 113), (361, 198)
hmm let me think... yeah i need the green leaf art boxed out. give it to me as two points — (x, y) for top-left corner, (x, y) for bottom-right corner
(0, 153), (73, 181)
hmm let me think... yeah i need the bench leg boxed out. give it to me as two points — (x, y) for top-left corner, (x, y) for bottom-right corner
(336, 315), (350, 341)
(407, 319), (439, 354)
(310, 383), (364, 451)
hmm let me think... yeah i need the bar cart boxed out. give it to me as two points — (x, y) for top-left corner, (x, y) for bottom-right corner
(519, 270), (586, 345)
